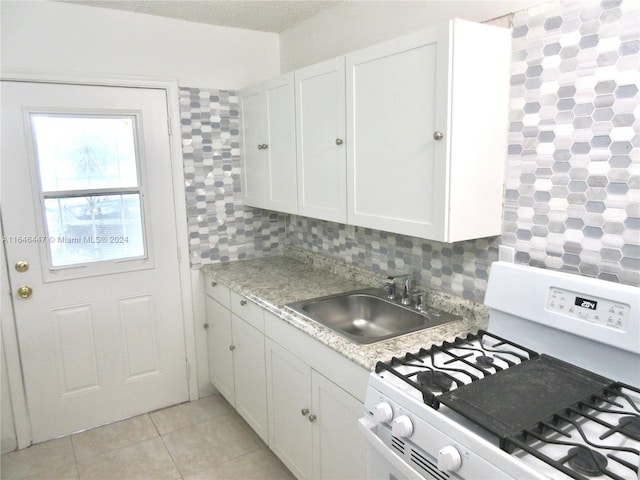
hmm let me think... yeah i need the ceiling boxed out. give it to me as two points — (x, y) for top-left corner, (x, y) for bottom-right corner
(60, 0), (343, 33)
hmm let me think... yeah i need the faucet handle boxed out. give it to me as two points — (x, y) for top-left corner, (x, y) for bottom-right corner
(411, 290), (427, 312)
(382, 277), (397, 299)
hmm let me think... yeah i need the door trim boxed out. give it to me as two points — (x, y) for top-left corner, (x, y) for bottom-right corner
(0, 71), (198, 448)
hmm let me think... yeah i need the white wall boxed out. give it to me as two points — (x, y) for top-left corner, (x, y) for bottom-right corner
(280, 0), (547, 72)
(0, 0), (279, 89)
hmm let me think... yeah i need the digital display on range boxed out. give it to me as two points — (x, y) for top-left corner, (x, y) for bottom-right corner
(575, 296), (598, 310)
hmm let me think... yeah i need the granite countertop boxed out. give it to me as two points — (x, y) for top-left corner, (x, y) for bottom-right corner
(201, 248), (489, 371)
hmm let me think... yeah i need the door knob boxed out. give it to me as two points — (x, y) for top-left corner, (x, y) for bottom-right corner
(17, 285), (33, 299)
(15, 261), (29, 273)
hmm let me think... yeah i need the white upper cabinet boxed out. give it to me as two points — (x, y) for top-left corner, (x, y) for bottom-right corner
(346, 19), (511, 243)
(240, 73), (298, 214)
(239, 19), (510, 243)
(295, 58), (347, 224)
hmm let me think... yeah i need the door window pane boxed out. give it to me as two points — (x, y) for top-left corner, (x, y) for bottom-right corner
(30, 113), (148, 269)
(31, 115), (139, 191)
(44, 194), (145, 267)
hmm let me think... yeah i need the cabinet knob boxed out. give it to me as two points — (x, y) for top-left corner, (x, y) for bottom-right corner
(258, 143), (269, 150)
(240, 299), (247, 306)
(211, 281), (217, 287)
(308, 414), (317, 423)
(433, 131), (444, 141)
(229, 345), (236, 351)
(301, 408), (310, 416)
(204, 323), (210, 329)
(335, 138), (344, 146)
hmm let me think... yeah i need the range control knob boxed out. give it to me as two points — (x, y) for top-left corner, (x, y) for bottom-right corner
(391, 415), (413, 438)
(372, 402), (393, 423)
(437, 445), (462, 472)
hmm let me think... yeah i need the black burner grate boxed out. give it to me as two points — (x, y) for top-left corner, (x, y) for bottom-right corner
(374, 330), (537, 407)
(505, 383), (640, 480)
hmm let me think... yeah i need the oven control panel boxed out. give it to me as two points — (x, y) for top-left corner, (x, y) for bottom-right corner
(546, 287), (630, 331)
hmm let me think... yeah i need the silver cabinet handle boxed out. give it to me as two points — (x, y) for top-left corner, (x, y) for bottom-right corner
(301, 408), (309, 416)
(229, 345), (236, 351)
(308, 414), (317, 422)
(258, 143), (269, 150)
(433, 131), (444, 141)
(335, 138), (344, 145)
(240, 299), (247, 306)
(211, 281), (217, 287)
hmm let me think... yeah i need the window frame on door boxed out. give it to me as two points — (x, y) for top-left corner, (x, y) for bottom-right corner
(23, 107), (156, 282)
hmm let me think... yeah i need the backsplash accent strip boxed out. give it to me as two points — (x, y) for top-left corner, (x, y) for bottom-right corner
(285, 216), (499, 303)
(179, 87), (285, 268)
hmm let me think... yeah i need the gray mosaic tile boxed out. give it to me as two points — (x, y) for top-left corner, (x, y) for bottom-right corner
(504, 0), (639, 286)
(179, 87), (285, 268)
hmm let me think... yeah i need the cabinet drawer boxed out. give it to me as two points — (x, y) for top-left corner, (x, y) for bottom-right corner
(205, 278), (231, 309)
(230, 291), (264, 332)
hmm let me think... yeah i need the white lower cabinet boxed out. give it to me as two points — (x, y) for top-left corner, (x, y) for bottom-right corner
(265, 339), (366, 480)
(205, 285), (269, 444)
(206, 295), (235, 405)
(231, 314), (268, 443)
(205, 279), (367, 480)
(266, 339), (313, 479)
(311, 369), (367, 480)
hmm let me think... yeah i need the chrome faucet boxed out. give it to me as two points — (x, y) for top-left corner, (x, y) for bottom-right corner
(382, 274), (413, 303)
(400, 277), (413, 305)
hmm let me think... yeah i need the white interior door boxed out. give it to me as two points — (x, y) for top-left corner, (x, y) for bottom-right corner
(1, 81), (189, 443)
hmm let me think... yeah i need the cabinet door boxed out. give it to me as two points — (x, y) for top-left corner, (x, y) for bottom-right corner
(266, 339), (313, 480)
(240, 86), (269, 209)
(346, 27), (450, 240)
(265, 74), (298, 214)
(232, 315), (269, 444)
(296, 58), (347, 223)
(311, 371), (366, 480)
(206, 296), (235, 406)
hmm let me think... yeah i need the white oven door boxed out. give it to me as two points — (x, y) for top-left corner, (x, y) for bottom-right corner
(359, 417), (441, 480)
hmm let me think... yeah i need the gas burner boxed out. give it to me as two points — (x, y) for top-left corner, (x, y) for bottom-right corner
(618, 415), (640, 439)
(567, 446), (608, 477)
(416, 370), (454, 392)
(475, 355), (495, 368)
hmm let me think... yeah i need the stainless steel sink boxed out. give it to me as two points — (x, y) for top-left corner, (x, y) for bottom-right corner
(286, 288), (460, 345)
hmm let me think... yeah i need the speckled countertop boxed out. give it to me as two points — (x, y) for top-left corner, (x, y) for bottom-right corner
(201, 247), (489, 371)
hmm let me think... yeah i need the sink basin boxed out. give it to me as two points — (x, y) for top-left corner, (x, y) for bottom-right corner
(286, 288), (460, 345)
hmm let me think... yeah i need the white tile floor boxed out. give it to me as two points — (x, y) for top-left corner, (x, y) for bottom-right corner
(1, 394), (296, 480)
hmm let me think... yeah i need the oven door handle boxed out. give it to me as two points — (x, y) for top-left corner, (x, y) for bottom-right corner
(358, 417), (425, 479)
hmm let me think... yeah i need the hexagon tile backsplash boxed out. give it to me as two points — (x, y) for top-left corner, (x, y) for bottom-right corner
(502, 0), (639, 287)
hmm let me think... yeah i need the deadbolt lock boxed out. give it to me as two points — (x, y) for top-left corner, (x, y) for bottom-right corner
(17, 285), (33, 299)
(15, 261), (29, 273)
